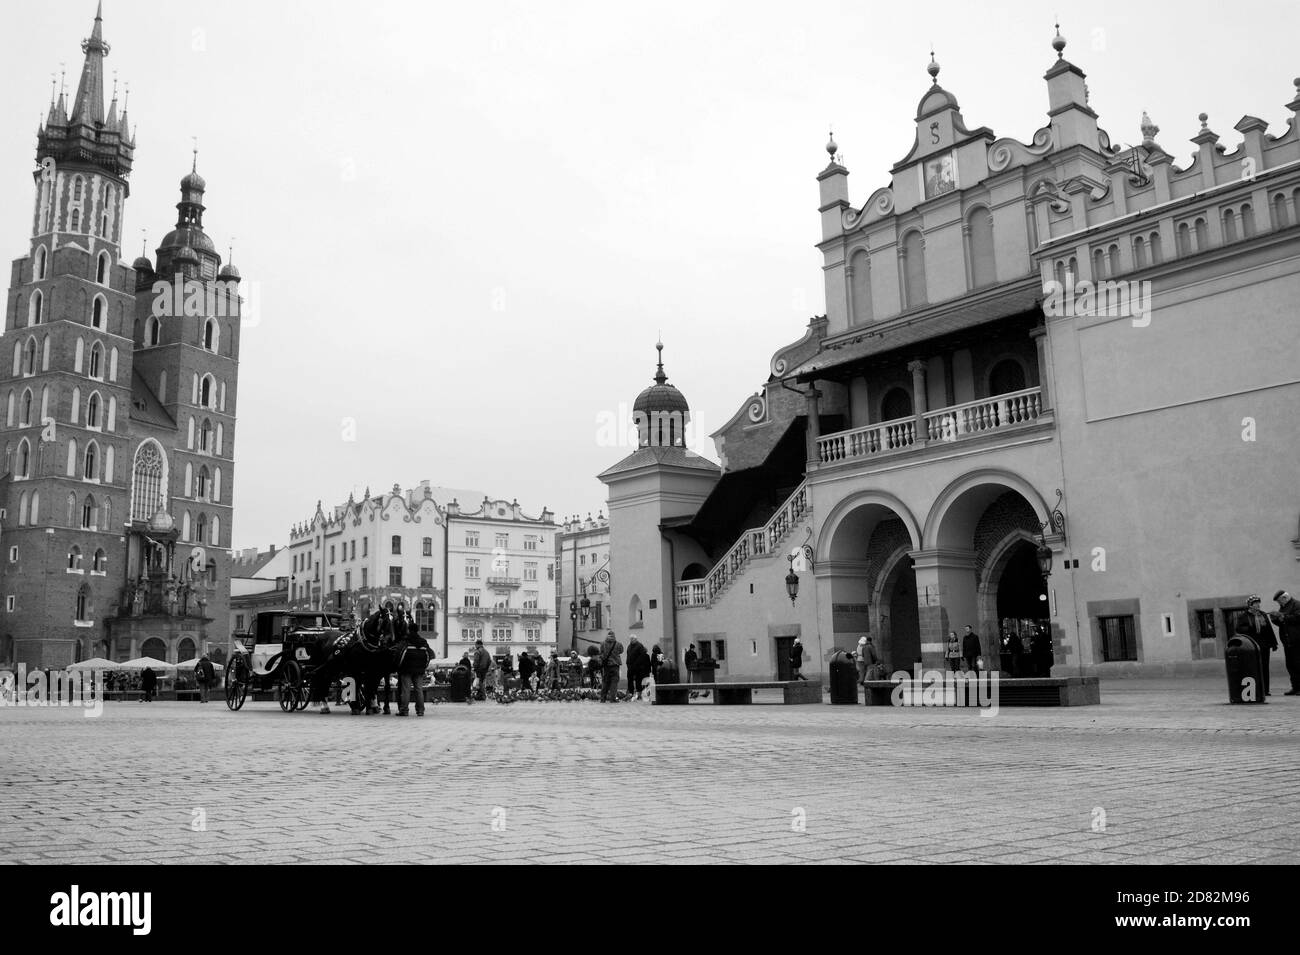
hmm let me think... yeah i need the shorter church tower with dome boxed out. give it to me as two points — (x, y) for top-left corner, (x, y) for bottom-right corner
(599, 344), (719, 666)
(0, 5), (244, 668)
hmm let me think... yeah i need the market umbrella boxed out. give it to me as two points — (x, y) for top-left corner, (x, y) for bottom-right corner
(66, 657), (120, 671)
(174, 658), (223, 671)
(118, 656), (176, 670)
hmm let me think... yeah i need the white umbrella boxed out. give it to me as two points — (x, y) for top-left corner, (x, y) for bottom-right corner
(174, 658), (224, 671)
(66, 657), (120, 671)
(118, 656), (176, 670)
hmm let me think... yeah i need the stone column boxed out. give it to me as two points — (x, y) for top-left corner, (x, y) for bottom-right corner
(804, 385), (822, 465)
(910, 548), (979, 670)
(907, 359), (928, 446)
(1029, 325), (1053, 412)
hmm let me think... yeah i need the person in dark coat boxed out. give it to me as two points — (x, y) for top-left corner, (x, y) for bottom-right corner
(141, 667), (157, 703)
(684, 643), (699, 683)
(961, 625), (981, 672)
(626, 634), (650, 698)
(518, 650), (535, 691)
(471, 640), (493, 701)
(1235, 595), (1278, 695)
(396, 622), (432, 716)
(195, 654), (216, 703)
(1005, 630), (1025, 678)
(789, 637), (806, 681)
(599, 630), (624, 702)
(1269, 590), (1300, 695)
(650, 644), (665, 681)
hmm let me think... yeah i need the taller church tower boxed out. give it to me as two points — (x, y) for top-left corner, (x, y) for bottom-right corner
(0, 5), (243, 668)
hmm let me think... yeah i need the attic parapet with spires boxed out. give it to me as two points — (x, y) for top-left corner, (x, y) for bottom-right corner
(813, 27), (1300, 340)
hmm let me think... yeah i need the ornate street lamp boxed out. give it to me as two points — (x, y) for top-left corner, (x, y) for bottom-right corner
(785, 555), (800, 604)
(579, 591), (590, 622)
(1036, 534), (1054, 578)
(1036, 489), (1067, 579)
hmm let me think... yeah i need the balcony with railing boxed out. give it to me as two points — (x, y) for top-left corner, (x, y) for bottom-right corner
(674, 482), (810, 609)
(486, 576), (521, 589)
(816, 387), (1048, 467)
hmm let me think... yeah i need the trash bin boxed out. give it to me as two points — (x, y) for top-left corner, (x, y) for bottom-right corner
(1225, 635), (1266, 704)
(829, 650), (857, 704)
(449, 665), (472, 703)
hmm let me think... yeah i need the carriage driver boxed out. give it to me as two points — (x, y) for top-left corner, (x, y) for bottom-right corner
(396, 619), (433, 717)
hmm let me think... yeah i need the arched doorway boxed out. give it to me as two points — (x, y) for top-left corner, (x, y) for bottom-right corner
(818, 492), (922, 673)
(881, 387), (912, 421)
(176, 638), (196, 662)
(680, 563), (707, 581)
(140, 637), (167, 661)
(875, 549), (920, 671)
(987, 537), (1052, 677)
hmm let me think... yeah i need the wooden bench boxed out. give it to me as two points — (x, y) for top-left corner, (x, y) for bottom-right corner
(654, 680), (822, 705)
(862, 676), (1100, 707)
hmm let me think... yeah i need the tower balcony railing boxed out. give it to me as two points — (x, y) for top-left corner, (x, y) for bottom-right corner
(674, 481), (810, 609)
(816, 387), (1046, 466)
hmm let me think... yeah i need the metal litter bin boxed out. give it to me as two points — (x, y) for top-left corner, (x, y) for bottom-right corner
(829, 650), (858, 704)
(1225, 635), (1266, 704)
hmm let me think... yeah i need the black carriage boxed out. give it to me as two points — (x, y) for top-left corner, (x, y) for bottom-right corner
(225, 610), (348, 711)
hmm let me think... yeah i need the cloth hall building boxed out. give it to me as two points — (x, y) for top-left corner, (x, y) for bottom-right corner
(601, 31), (1300, 681)
(0, 6), (243, 668)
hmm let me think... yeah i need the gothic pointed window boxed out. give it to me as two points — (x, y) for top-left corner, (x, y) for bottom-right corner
(83, 441), (97, 481)
(145, 316), (160, 347)
(81, 495), (95, 530)
(200, 419), (212, 453)
(21, 389), (32, 426)
(200, 375), (213, 408)
(70, 209), (81, 232)
(96, 252), (110, 285)
(197, 466), (209, 500)
(86, 393), (101, 429)
(75, 584), (90, 622)
(93, 548), (106, 572)
(73, 177), (83, 201)
(23, 338), (36, 375)
(88, 343), (103, 379)
(91, 296), (106, 330)
(17, 439), (30, 479)
(131, 441), (165, 522)
(68, 545), (82, 570)
(204, 319), (218, 352)
(34, 247), (47, 280)
(196, 514), (207, 546)
(28, 290), (43, 327)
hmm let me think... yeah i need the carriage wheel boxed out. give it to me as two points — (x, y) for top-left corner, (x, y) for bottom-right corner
(225, 663), (248, 712)
(278, 660), (302, 712)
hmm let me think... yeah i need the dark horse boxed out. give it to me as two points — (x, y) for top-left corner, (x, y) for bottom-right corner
(309, 607), (406, 714)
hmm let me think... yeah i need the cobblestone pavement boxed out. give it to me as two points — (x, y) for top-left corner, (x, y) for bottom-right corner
(1, 679), (1296, 864)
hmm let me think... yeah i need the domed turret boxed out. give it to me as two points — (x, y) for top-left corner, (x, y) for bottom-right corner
(633, 342), (691, 448)
(175, 245), (199, 264)
(132, 255), (153, 272)
(181, 169), (206, 193)
(219, 261), (241, 281)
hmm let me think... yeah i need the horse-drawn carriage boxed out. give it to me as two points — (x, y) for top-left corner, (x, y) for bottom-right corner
(225, 610), (348, 711)
(225, 606), (431, 714)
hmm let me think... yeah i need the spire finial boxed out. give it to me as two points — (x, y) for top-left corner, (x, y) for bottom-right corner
(826, 128), (838, 160)
(141, 229), (147, 257)
(927, 49), (940, 84)
(123, 80), (129, 112)
(654, 340), (666, 385)
(1052, 21), (1066, 58)
(1140, 110), (1159, 147)
(192, 136), (198, 173)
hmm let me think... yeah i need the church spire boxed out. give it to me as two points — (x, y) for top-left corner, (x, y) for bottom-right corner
(70, 2), (110, 127)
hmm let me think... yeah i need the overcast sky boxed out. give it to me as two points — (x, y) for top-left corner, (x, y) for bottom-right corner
(3, 0), (1296, 550)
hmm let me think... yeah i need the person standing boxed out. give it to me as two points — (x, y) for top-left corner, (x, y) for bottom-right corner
(961, 625), (981, 673)
(684, 643), (699, 683)
(1235, 595), (1278, 695)
(141, 666), (157, 703)
(518, 649), (535, 692)
(471, 639), (493, 701)
(1270, 590), (1300, 696)
(599, 630), (624, 702)
(396, 622), (432, 716)
(944, 632), (961, 673)
(650, 644), (665, 682)
(626, 633), (650, 698)
(789, 637), (807, 681)
(195, 654), (216, 703)
(855, 636), (872, 687)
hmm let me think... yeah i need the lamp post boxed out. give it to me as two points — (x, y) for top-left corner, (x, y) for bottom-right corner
(785, 554), (800, 604)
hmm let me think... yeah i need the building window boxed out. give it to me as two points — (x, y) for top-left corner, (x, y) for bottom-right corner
(92, 548), (106, 572)
(524, 562), (538, 581)
(850, 248), (873, 324)
(420, 567), (434, 588)
(328, 574), (335, 592)
(68, 545), (82, 570)
(7, 547), (16, 563)
(901, 230), (926, 308)
(81, 495), (95, 529)
(495, 533), (509, 549)
(361, 567), (368, 588)
(422, 537), (433, 557)
(491, 627), (512, 643)
(391, 535), (401, 555)
(131, 441), (164, 521)
(75, 585), (90, 621)
(88, 343), (103, 379)
(389, 566), (402, 587)
(329, 544), (335, 564)
(465, 560), (480, 579)
(524, 535), (538, 551)
(464, 590), (481, 608)
(966, 208), (996, 287)
(580, 554), (587, 566)
(465, 532), (479, 548)
(83, 443), (97, 481)
(1099, 615), (1137, 662)
(362, 538), (367, 557)
(523, 591), (538, 610)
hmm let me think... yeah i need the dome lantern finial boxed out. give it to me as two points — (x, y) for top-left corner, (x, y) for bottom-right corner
(654, 340), (666, 386)
(826, 128), (838, 160)
(927, 49), (940, 85)
(1052, 21), (1066, 58)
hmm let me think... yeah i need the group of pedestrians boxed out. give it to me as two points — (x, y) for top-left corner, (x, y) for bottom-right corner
(1237, 591), (1300, 696)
